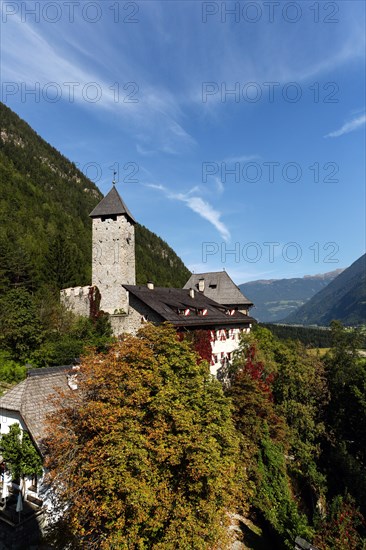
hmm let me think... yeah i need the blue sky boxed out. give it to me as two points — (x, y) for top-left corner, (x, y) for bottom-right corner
(1, 0), (365, 283)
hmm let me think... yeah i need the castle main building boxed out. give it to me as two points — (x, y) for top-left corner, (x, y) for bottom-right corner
(61, 184), (255, 376)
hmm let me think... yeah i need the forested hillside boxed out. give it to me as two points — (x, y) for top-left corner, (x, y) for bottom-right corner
(284, 254), (366, 326)
(0, 102), (190, 293)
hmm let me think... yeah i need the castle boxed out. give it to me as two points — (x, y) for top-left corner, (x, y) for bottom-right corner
(60, 184), (255, 376)
(0, 185), (255, 525)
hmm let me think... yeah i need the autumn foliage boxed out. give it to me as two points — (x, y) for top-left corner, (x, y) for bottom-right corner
(314, 495), (366, 550)
(42, 322), (366, 548)
(179, 329), (212, 364)
(44, 323), (240, 549)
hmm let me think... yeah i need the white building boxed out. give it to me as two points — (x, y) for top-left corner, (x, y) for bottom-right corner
(0, 365), (78, 506)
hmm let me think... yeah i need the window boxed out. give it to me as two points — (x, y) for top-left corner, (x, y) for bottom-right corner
(178, 308), (191, 316)
(29, 475), (38, 493)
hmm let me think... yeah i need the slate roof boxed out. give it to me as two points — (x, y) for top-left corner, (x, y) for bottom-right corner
(184, 271), (253, 307)
(89, 185), (136, 223)
(0, 365), (76, 454)
(124, 285), (256, 327)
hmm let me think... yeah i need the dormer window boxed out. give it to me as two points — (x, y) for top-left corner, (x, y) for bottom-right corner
(178, 308), (191, 316)
(197, 308), (208, 316)
(209, 284), (217, 289)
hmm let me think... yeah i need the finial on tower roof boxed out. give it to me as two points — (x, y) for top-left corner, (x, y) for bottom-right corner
(112, 170), (117, 185)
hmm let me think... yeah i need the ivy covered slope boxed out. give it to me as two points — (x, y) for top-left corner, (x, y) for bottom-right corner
(0, 102), (190, 292)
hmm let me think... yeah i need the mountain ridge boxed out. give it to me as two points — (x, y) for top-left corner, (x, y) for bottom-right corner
(239, 269), (344, 322)
(245, 269), (344, 285)
(283, 253), (366, 326)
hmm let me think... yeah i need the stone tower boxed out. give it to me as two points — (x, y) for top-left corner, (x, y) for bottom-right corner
(89, 184), (136, 314)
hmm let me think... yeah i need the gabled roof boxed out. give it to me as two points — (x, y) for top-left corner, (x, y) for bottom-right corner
(184, 271), (253, 307)
(89, 185), (136, 223)
(0, 365), (75, 453)
(124, 285), (256, 327)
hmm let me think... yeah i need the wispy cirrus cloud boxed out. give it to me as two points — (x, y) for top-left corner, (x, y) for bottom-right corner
(145, 183), (231, 241)
(224, 154), (260, 163)
(1, 9), (195, 154)
(176, 195), (231, 242)
(136, 144), (155, 156)
(213, 176), (224, 194)
(324, 113), (366, 138)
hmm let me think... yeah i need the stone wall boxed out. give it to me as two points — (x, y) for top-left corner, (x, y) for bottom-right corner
(109, 293), (163, 336)
(60, 286), (91, 317)
(59, 286), (161, 337)
(127, 293), (163, 334)
(92, 215), (135, 314)
(109, 314), (130, 336)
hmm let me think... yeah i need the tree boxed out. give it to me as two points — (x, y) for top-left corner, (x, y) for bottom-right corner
(0, 423), (42, 481)
(324, 321), (366, 464)
(0, 288), (44, 361)
(0, 350), (26, 384)
(242, 324), (366, 546)
(44, 232), (84, 289)
(31, 310), (113, 368)
(322, 322), (366, 516)
(314, 495), (366, 550)
(226, 339), (313, 548)
(238, 326), (328, 490)
(45, 324), (241, 549)
(0, 232), (37, 292)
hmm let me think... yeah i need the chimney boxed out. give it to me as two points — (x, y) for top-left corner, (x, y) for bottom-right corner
(189, 288), (195, 299)
(67, 367), (79, 391)
(198, 278), (205, 292)
(147, 281), (154, 290)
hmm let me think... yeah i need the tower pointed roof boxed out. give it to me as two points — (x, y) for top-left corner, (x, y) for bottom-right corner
(89, 185), (136, 223)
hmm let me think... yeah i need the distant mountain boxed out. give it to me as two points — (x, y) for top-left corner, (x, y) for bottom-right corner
(239, 269), (343, 322)
(283, 254), (366, 326)
(0, 103), (190, 294)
